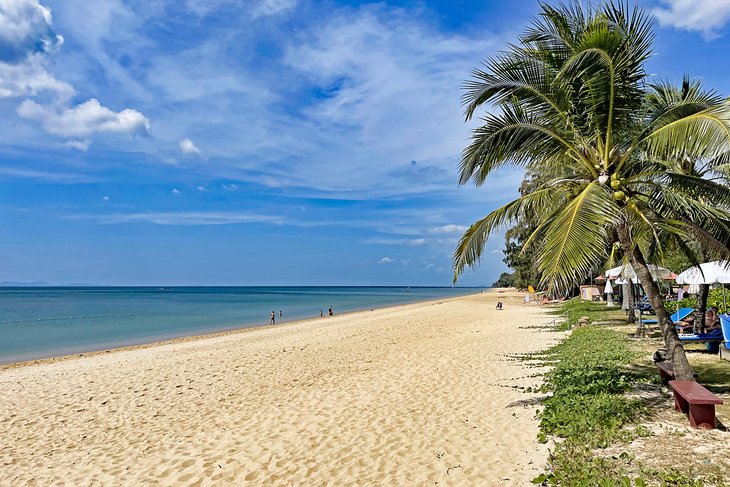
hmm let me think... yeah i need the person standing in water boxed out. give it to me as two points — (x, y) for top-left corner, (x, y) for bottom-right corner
(270, 310), (275, 325)
(320, 310), (323, 317)
(328, 306), (333, 316)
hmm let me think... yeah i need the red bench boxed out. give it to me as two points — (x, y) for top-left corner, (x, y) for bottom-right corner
(655, 362), (698, 385)
(669, 380), (723, 429)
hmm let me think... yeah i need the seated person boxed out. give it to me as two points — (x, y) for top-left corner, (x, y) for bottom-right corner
(495, 301), (503, 310)
(677, 316), (695, 334)
(706, 306), (721, 332)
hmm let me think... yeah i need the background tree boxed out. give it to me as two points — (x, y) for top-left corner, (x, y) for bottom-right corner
(492, 272), (515, 288)
(453, 1), (730, 381)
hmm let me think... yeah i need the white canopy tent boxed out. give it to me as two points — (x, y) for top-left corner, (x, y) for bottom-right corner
(676, 260), (730, 309)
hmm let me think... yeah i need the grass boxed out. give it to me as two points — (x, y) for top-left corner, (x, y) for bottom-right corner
(531, 298), (730, 486)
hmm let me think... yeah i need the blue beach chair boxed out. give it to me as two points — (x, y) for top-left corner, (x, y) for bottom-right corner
(721, 314), (730, 351)
(643, 307), (694, 325)
(678, 327), (724, 353)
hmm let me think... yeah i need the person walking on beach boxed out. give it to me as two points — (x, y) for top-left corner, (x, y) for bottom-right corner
(328, 306), (333, 316)
(270, 311), (275, 325)
(320, 310), (323, 317)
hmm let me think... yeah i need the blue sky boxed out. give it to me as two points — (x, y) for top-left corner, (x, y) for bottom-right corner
(1, 0), (729, 286)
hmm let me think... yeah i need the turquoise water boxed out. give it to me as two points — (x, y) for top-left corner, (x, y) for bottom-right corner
(0, 286), (477, 364)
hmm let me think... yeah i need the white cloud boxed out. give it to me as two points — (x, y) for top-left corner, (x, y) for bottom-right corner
(251, 0), (298, 18)
(429, 224), (468, 234)
(0, 0), (71, 98)
(490, 248), (502, 255)
(0, 0), (60, 54)
(222, 183), (238, 191)
(0, 0), (151, 146)
(653, 0), (730, 38)
(405, 238), (427, 247)
(196, 185), (206, 191)
(65, 211), (283, 226)
(171, 188), (181, 195)
(102, 195), (110, 201)
(16, 98), (151, 137)
(377, 257), (395, 264)
(61, 139), (90, 150)
(179, 137), (202, 156)
(0, 165), (95, 182)
(0, 53), (73, 98)
(278, 6), (499, 195)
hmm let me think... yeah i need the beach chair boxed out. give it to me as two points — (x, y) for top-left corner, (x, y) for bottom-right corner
(642, 307), (694, 325)
(718, 314), (730, 359)
(678, 328), (724, 353)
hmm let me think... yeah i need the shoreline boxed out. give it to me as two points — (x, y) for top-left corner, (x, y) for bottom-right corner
(0, 290), (482, 370)
(1, 290), (561, 485)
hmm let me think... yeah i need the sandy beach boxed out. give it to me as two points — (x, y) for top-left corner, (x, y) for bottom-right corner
(0, 291), (562, 486)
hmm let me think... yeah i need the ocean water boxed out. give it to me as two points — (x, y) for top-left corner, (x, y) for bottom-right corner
(0, 286), (477, 364)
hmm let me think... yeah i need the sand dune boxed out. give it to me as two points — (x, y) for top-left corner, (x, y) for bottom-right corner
(0, 291), (563, 486)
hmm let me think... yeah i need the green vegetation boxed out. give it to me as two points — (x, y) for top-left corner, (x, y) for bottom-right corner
(664, 287), (728, 315)
(492, 271), (515, 288)
(532, 299), (730, 485)
(531, 324), (645, 485)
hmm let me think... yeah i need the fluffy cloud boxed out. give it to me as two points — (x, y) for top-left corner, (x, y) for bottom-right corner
(0, 0), (63, 61)
(179, 137), (202, 156)
(17, 98), (151, 137)
(251, 0), (298, 18)
(429, 224), (468, 234)
(0, 0), (72, 98)
(377, 257), (395, 264)
(0, 54), (73, 97)
(653, 0), (730, 38)
(1, 0), (150, 145)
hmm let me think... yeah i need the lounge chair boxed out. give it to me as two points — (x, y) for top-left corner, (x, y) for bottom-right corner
(721, 314), (730, 351)
(642, 307), (694, 325)
(677, 329), (723, 342)
(678, 328), (723, 353)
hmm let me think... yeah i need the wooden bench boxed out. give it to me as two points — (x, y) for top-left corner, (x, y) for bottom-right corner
(668, 380), (723, 429)
(655, 362), (698, 385)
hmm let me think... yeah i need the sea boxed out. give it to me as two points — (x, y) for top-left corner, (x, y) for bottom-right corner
(0, 286), (478, 364)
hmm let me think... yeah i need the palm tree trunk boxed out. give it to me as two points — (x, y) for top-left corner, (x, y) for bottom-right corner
(616, 224), (694, 381)
(623, 283), (636, 324)
(697, 284), (709, 333)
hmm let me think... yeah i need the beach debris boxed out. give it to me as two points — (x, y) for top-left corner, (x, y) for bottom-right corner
(446, 464), (461, 476)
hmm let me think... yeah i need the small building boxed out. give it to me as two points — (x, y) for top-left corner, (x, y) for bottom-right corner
(579, 285), (602, 301)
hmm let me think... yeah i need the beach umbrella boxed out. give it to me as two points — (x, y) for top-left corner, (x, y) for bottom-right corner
(687, 282), (701, 295)
(605, 264), (674, 283)
(604, 280), (614, 306)
(676, 261), (730, 310)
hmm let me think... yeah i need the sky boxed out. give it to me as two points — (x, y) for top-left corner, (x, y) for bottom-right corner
(1, 0), (730, 286)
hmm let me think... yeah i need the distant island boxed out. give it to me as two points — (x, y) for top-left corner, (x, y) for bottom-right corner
(0, 281), (52, 286)
(0, 281), (98, 287)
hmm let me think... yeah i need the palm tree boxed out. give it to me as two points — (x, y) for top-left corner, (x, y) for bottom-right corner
(453, 1), (730, 380)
